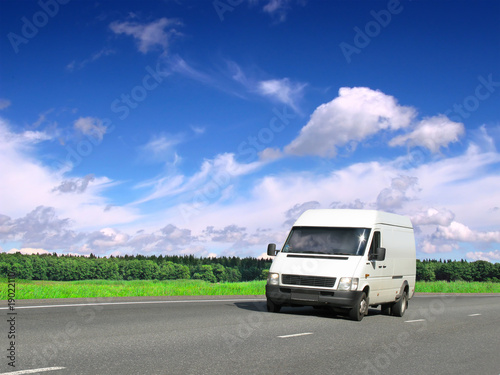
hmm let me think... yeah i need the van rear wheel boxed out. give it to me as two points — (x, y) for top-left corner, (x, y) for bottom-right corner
(392, 291), (408, 317)
(349, 292), (368, 321)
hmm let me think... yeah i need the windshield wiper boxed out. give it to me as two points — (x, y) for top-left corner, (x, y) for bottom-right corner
(298, 251), (328, 254)
(331, 252), (353, 256)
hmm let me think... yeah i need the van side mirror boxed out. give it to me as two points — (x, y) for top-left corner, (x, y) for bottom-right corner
(267, 243), (278, 256)
(369, 247), (386, 261)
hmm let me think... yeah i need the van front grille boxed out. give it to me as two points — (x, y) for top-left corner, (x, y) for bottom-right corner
(282, 274), (336, 288)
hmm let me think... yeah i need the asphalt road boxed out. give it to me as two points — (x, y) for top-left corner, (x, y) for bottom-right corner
(1, 294), (499, 375)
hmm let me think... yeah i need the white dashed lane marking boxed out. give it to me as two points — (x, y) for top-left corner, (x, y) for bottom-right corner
(278, 332), (314, 338)
(0, 367), (66, 375)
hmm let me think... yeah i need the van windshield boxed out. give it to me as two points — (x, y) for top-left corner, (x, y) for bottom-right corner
(282, 227), (370, 256)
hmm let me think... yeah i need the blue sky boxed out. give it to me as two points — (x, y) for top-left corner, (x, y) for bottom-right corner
(0, 0), (499, 261)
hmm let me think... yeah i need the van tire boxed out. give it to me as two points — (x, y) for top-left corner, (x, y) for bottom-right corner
(267, 299), (281, 313)
(392, 291), (408, 317)
(349, 292), (368, 321)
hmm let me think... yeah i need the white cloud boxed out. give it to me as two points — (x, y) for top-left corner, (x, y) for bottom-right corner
(138, 134), (183, 164)
(110, 18), (181, 54)
(259, 147), (283, 161)
(0, 117), (138, 232)
(0, 206), (84, 249)
(257, 78), (306, 111)
(74, 117), (107, 142)
(262, 0), (292, 22)
(0, 99), (11, 110)
(52, 174), (95, 194)
(166, 55), (213, 84)
(389, 115), (465, 152)
(89, 228), (129, 249)
(134, 152), (265, 205)
(420, 239), (459, 254)
(285, 87), (416, 157)
(191, 125), (206, 135)
(6, 248), (51, 255)
(66, 48), (115, 72)
(411, 207), (455, 226)
(283, 201), (321, 226)
(466, 250), (500, 262)
(376, 175), (419, 210)
(433, 221), (500, 243)
(203, 225), (247, 243)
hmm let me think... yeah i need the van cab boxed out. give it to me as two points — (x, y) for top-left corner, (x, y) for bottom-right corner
(266, 209), (416, 321)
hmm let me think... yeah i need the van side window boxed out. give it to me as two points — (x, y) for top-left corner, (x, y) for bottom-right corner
(369, 231), (380, 257)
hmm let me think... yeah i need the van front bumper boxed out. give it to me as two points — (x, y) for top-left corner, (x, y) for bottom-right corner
(266, 284), (364, 309)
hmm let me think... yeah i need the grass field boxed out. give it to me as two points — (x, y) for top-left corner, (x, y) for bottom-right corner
(0, 279), (499, 300)
(415, 280), (500, 293)
(0, 279), (266, 300)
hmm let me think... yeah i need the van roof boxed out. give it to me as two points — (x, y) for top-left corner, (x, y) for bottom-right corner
(293, 209), (413, 229)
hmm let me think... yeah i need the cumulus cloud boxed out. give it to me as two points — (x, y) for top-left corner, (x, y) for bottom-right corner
(411, 207), (455, 226)
(389, 115), (465, 152)
(110, 17), (182, 54)
(466, 250), (500, 262)
(283, 201), (321, 226)
(285, 87), (416, 157)
(52, 174), (95, 194)
(88, 228), (129, 249)
(330, 199), (367, 210)
(125, 224), (197, 254)
(203, 225), (247, 242)
(0, 118), (138, 232)
(433, 221), (500, 243)
(160, 224), (195, 245)
(74, 117), (107, 142)
(376, 175), (419, 211)
(420, 239), (459, 254)
(0, 206), (84, 250)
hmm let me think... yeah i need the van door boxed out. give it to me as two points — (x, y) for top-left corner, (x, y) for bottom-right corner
(363, 230), (392, 304)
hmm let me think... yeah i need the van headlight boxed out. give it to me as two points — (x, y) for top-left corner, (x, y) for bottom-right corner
(268, 273), (279, 286)
(338, 277), (359, 291)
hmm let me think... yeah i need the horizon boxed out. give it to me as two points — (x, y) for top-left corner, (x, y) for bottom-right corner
(0, 0), (499, 262)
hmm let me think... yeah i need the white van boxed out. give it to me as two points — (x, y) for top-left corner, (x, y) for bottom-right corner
(266, 209), (416, 321)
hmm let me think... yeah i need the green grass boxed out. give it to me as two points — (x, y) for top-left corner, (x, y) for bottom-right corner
(415, 280), (500, 293)
(1, 279), (498, 300)
(0, 279), (267, 300)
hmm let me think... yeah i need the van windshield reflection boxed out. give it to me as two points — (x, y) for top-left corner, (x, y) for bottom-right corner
(282, 227), (370, 256)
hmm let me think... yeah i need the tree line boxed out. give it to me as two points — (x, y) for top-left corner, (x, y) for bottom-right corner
(0, 253), (498, 283)
(417, 259), (500, 282)
(0, 253), (272, 283)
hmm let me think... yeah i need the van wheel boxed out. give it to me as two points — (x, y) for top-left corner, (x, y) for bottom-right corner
(267, 299), (281, 313)
(349, 292), (368, 321)
(392, 291), (408, 317)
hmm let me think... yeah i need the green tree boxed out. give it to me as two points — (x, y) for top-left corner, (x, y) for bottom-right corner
(226, 267), (242, 282)
(192, 265), (217, 283)
(260, 269), (269, 281)
(471, 260), (494, 281)
(158, 262), (177, 280)
(212, 264), (228, 282)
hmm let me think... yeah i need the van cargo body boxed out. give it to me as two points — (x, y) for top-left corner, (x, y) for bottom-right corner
(266, 209), (416, 321)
